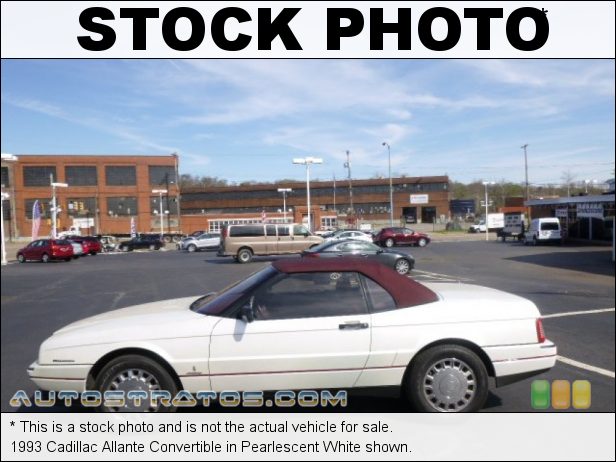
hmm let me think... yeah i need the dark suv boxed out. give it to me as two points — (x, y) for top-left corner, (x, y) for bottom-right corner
(117, 235), (164, 252)
(373, 227), (430, 248)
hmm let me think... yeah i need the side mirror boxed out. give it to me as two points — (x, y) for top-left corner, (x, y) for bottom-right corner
(240, 297), (255, 323)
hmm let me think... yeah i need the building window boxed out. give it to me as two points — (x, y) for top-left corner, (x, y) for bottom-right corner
(208, 218), (262, 233)
(105, 166), (136, 186)
(1, 166), (9, 187)
(67, 198), (97, 217)
(25, 198), (51, 219)
(65, 166), (98, 186)
(23, 166), (56, 187)
(321, 217), (338, 229)
(149, 165), (176, 186)
(150, 195), (179, 215)
(106, 197), (138, 217)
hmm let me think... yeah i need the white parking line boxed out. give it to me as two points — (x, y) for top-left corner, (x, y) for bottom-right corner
(411, 269), (474, 282)
(542, 308), (615, 319)
(556, 356), (615, 379)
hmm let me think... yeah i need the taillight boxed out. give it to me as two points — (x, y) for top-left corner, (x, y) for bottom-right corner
(536, 318), (546, 343)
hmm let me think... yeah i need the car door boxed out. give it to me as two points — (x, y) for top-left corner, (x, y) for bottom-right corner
(24, 240), (41, 259)
(208, 271), (371, 391)
(402, 228), (416, 245)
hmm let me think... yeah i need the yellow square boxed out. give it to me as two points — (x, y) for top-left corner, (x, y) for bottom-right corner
(552, 380), (571, 410)
(572, 380), (591, 409)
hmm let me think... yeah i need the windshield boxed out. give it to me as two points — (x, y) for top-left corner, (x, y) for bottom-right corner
(190, 266), (278, 315)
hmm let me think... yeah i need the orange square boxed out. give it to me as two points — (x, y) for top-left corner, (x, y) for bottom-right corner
(552, 380), (571, 410)
(572, 380), (591, 409)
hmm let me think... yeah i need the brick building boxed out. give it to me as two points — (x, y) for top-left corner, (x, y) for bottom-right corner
(180, 176), (451, 233)
(5, 154), (180, 238)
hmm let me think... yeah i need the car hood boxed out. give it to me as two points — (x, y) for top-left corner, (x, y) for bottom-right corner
(418, 282), (541, 321)
(45, 296), (216, 350)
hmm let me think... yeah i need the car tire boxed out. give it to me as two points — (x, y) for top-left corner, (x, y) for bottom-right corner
(405, 344), (489, 413)
(121, 245), (130, 252)
(95, 355), (179, 413)
(237, 248), (253, 263)
(149, 244), (157, 251)
(41, 253), (50, 263)
(17, 254), (25, 263)
(385, 238), (395, 248)
(64, 258), (72, 262)
(417, 238), (428, 247)
(394, 258), (411, 275)
(187, 244), (197, 253)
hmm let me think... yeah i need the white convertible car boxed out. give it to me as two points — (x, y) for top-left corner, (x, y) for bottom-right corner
(28, 258), (556, 412)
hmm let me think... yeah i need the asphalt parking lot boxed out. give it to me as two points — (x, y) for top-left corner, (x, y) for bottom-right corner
(1, 239), (614, 412)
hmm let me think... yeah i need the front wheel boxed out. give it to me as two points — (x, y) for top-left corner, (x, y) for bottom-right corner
(417, 238), (428, 247)
(394, 258), (412, 275)
(17, 254), (25, 263)
(187, 244), (197, 253)
(41, 253), (50, 263)
(95, 355), (178, 413)
(237, 248), (253, 263)
(385, 238), (395, 248)
(149, 244), (157, 251)
(405, 345), (488, 413)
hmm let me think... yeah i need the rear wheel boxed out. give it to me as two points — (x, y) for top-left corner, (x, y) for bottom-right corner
(17, 254), (25, 263)
(385, 238), (394, 248)
(149, 244), (157, 251)
(417, 238), (428, 247)
(41, 253), (50, 263)
(95, 355), (178, 413)
(237, 248), (253, 263)
(121, 245), (130, 252)
(394, 258), (411, 275)
(405, 345), (488, 413)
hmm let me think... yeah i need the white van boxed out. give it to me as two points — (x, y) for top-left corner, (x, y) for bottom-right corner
(524, 218), (562, 245)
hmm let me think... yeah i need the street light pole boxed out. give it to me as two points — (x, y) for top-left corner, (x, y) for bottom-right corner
(277, 188), (292, 223)
(152, 189), (167, 241)
(344, 150), (353, 213)
(293, 157), (322, 232)
(483, 181), (495, 242)
(1, 192), (9, 265)
(382, 142), (394, 226)
(521, 144), (529, 201)
(50, 180), (68, 239)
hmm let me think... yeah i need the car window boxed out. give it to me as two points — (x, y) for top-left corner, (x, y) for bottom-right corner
(404, 228), (414, 234)
(541, 222), (559, 231)
(277, 225), (291, 236)
(266, 225), (277, 236)
(252, 272), (368, 320)
(229, 226), (264, 237)
(293, 225), (309, 236)
(338, 241), (370, 252)
(363, 277), (397, 313)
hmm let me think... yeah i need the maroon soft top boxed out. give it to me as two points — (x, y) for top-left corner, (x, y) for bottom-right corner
(273, 258), (439, 308)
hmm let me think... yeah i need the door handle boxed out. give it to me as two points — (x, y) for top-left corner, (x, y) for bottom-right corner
(339, 322), (369, 330)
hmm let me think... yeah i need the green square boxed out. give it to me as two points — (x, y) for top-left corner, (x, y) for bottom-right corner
(531, 380), (551, 409)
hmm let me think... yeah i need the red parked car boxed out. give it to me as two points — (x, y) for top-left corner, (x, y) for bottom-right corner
(66, 236), (103, 255)
(373, 227), (431, 248)
(16, 239), (74, 263)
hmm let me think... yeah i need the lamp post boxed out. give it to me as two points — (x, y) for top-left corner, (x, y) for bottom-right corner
(1, 191), (9, 265)
(482, 181), (495, 242)
(50, 181), (68, 238)
(344, 150), (353, 213)
(152, 189), (167, 241)
(293, 157), (322, 232)
(277, 188), (292, 223)
(382, 142), (394, 226)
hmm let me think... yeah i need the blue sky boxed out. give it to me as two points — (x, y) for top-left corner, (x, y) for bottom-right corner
(1, 59), (614, 185)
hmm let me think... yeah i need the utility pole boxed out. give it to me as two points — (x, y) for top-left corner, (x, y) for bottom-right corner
(521, 144), (529, 201)
(344, 150), (353, 214)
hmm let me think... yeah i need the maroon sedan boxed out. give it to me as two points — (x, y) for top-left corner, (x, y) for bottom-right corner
(16, 239), (74, 263)
(373, 227), (431, 248)
(67, 236), (102, 255)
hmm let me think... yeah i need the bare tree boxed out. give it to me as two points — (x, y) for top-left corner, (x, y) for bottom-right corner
(561, 170), (577, 197)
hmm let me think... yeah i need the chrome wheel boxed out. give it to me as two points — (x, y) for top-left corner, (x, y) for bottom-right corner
(385, 238), (394, 248)
(187, 244), (197, 253)
(422, 357), (476, 412)
(394, 259), (411, 274)
(106, 368), (162, 412)
(418, 238), (427, 247)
